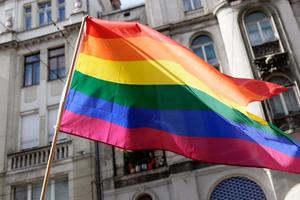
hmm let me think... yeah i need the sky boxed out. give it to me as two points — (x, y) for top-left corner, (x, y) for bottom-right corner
(121, 0), (145, 9)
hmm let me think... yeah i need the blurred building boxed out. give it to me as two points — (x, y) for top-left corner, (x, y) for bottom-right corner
(0, 0), (300, 200)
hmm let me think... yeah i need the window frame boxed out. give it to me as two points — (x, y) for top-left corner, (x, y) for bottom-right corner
(23, 53), (40, 87)
(241, 9), (283, 59)
(244, 12), (277, 47)
(20, 113), (39, 150)
(24, 5), (32, 30)
(190, 34), (219, 69)
(57, 0), (65, 21)
(38, 1), (52, 26)
(12, 177), (68, 200)
(265, 75), (300, 120)
(48, 46), (66, 81)
(182, 0), (202, 12)
(48, 107), (68, 143)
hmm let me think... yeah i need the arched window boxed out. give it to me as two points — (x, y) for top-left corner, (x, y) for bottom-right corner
(191, 35), (218, 67)
(245, 12), (276, 46)
(267, 76), (300, 120)
(244, 11), (281, 57)
(210, 177), (266, 200)
(136, 193), (153, 200)
(182, 0), (202, 12)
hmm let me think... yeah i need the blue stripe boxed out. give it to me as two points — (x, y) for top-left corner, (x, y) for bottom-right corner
(65, 89), (300, 157)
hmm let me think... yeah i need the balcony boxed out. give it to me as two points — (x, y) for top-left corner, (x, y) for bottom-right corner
(7, 140), (72, 171)
(253, 52), (288, 73)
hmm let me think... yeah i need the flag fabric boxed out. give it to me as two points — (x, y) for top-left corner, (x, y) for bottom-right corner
(60, 16), (300, 174)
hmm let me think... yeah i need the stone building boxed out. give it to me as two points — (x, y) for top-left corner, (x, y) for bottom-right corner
(0, 0), (300, 200)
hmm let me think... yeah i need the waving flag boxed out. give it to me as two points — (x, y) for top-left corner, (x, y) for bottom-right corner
(60, 17), (300, 174)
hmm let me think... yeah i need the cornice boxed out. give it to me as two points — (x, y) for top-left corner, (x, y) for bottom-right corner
(0, 22), (81, 50)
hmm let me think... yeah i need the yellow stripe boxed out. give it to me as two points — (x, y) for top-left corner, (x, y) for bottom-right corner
(75, 53), (268, 125)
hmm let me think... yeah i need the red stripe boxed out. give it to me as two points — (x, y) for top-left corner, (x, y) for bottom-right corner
(86, 17), (181, 46)
(60, 110), (300, 174)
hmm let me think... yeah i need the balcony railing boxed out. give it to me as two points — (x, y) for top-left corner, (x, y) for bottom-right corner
(7, 140), (72, 171)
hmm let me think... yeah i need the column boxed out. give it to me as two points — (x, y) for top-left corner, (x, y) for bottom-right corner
(215, 4), (265, 117)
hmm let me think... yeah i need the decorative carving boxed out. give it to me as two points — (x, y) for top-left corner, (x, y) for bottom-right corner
(5, 16), (13, 29)
(4, 9), (13, 30)
(111, 0), (121, 10)
(74, 0), (82, 12)
(253, 52), (288, 73)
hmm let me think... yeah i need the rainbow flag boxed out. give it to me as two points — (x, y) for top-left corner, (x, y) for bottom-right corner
(60, 17), (300, 174)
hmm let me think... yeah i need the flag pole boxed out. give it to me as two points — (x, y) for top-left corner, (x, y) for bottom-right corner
(40, 15), (88, 200)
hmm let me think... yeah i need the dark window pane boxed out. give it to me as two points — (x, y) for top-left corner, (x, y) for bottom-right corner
(24, 54), (40, 86)
(58, 7), (65, 21)
(49, 58), (58, 80)
(49, 47), (65, 80)
(269, 96), (285, 119)
(39, 12), (44, 26)
(33, 62), (40, 84)
(193, 47), (204, 59)
(14, 185), (27, 200)
(58, 56), (66, 77)
(205, 44), (217, 65)
(25, 16), (31, 30)
(47, 11), (51, 23)
(284, 89), (300, 114)
(194, 0), (202, 9)
(24, 64), (33, 86)
(183, 0), (192, 11)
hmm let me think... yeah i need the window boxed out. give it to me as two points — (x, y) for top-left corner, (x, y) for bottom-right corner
(13, 178), (68, 200)
(58, 0), (65, 21)
(267, 76), (300, 120)
(39, 1), (51, 26)
(13, 185), (27, 200)
(210, 177), (266, 200)
(24, 6), (32, 30)
(123, 151), (166, 174)
(48, 47), (66, 80)
(245, 12), (276, 46)
(21, 114), (39, 149)
(183, 0), (202, 12)
(24, 54), (40, 86)
(244, 11), (281, 57)
(48, 108), (67, 142)
(191, 35), (219, 67)
(32, 182), (50, 200)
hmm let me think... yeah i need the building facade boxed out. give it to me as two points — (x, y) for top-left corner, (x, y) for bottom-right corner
(0, 0), (300, 200)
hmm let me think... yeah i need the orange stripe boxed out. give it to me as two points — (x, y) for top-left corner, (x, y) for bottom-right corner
(80, 34), (274, 106)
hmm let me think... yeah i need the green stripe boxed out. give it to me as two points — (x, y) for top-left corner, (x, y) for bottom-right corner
(72, 70), (223, 110)
(71, 70), (287, 138)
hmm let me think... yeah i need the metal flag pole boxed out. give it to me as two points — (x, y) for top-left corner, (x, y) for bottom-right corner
(40, 15), (88, 200)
